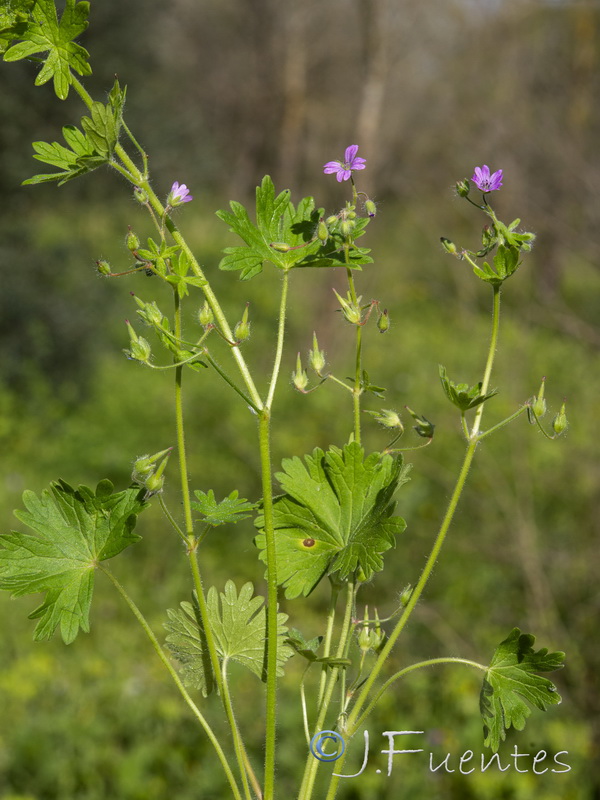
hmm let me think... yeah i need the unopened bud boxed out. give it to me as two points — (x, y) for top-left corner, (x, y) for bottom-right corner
(405, 406), (435, 439)
(126, 228), (140, 252)
(370, 608), (386, 652)
(269, 242), (292, 252)
(198, 301), (214, 327)
(440, 237), (457, 255)
(552, 402), (568, 436)
(364, 199), (377, 218)
(371, 408), (403, 430)
(529, 377), (547, 421)
(234, 304), (251, 342)
(357, 606), (372, 652)
(340, 219), (355, 237)
(135, 297), (163, 327)
(133, 187), (148, 204)
(124, 320), (152, 363)
(292, 353), (309, 391)
(456, 179), (470, 198)
(96, 259), (112, 276)
(317, 220), (329, 244)
(132, 447), (172, 483)
(308, 332), (326, 373)
(326, 215), (339, 226)
(333, 289), (362, 325)
(400, 584), (413, 607)
(377, 309), (390, 333)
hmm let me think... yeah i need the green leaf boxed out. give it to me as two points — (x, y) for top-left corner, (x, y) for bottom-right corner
(216, 176), (328, 280)
(0, 0), (35, 54)
(480, 628), (565, 752)
(285, 627), (323, 662)
(255, 442), (410, 598)
(0, 480), (148, 643)
(4, 0), (91, 100)
(191, 489), (256, 528)
(165, 581), (293, 695)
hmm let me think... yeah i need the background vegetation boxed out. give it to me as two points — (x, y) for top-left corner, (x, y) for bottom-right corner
(0, 0), (598, 798)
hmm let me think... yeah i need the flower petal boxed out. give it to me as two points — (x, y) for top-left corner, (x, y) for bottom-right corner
(344, 144), (359, 162)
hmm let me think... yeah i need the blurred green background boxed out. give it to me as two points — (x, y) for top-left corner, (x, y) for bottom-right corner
(0, 0), (598, 798)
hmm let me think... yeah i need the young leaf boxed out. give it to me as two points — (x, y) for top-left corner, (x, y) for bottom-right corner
(480, 627), (565, 752)
(439, 365), (497, 412)
(0, 480), (148, 644)
(0, 0), (35, 54)
(216, 176), (324, 280)
(191, 489), (256, 528)
(3, 0), (92, 100)
(165, 581), (293, 695)
(254, 442), (411, 598)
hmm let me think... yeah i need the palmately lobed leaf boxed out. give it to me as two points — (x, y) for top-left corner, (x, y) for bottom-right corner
(0, 480), (147, 643)
(3, 0), (92, 99)
(165, 581), (293, 695)
(254, 442), (410, 598)
(480, 627), (565, 752)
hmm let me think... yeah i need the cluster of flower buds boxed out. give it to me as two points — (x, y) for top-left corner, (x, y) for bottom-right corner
(528, 378), (568, 437)
(124, 319), (152, 364)
(357, 606), (386, 654)
(132, 447), (172, 497)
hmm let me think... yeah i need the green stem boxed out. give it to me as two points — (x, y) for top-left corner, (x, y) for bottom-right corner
(298, 579), (355, 800)
(353, 657), (486, 731)
(99, 565), (243, 800)
(477, 404), (529, 441)
(318, 582), (341, 707)
(343, 286), (503, 740)
(258, 411), (279, 800)
(203, 351), (259, 412)
(345, 268), (362, 443)
(158, 494), (187, 544)
(265, 271), (290, 410)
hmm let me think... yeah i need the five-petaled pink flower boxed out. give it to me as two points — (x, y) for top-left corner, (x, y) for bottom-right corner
(323, 145), (366, 182)
(168, 181), (193, 206)
(471, 165), (503, 193)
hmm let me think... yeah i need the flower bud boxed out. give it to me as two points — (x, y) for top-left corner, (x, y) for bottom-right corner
(369, 608), (386, 652)
(552, 402), (568, 436)
(529, 377), (547, 420)
(234, 304), (251, 342)
(126, 228), (140, 252)
(132, 447), (172, 483)
(292, 353), (309, 392)
(440, 237), (457, 255)
(198, 301), (214, 327)
(405, 406), (435, 439)
(340, 219), (355, 237)
(371, 408), (404, 431)
(364, 199), (377, 218)
(333, 289), (362, 325)
(269, 242), (292, 252)
(317, 220), (329, 244)
(400, 584), (413, 607)
(377, 309), (390, 333)
(133, 187), (148, 204)
(135, 297), (163, 327)
(326, 215), (339, 226)
(308, 332), (326, 373)
(357, 606), (372, 652)
(124, 320), (152, 363)
(96, 259), (112, 276)
(455, 179), (470, 198)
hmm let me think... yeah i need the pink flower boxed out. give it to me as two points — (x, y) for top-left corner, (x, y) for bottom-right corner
(471, 165), (503, 193)
(323, 145), (366, 182)
(168, 181), (193, 206)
